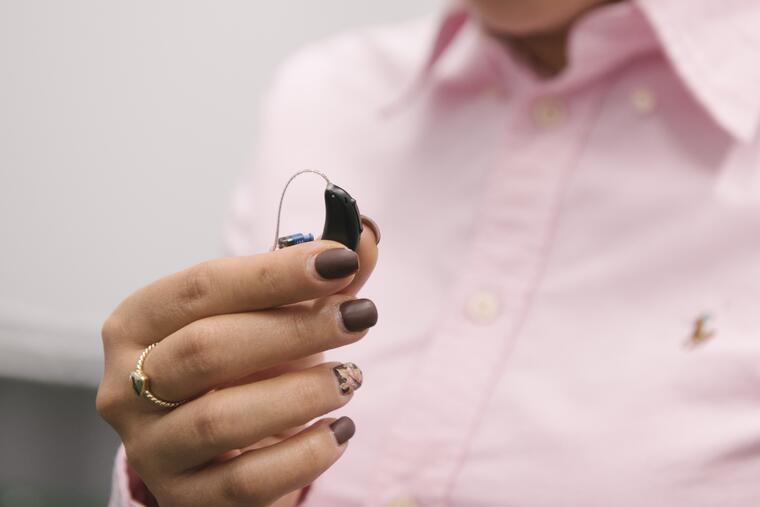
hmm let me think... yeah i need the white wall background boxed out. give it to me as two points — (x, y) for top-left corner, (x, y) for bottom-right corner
(0, 0), (440, 386)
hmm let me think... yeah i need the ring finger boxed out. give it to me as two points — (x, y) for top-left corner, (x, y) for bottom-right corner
(146, 361), (363, 471)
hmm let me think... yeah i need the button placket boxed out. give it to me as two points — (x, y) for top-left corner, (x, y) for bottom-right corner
(533, 96), (567, 129)
(368, 91), (597, 506)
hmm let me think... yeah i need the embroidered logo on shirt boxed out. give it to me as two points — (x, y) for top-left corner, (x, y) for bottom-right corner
(684, 313), (716, 349)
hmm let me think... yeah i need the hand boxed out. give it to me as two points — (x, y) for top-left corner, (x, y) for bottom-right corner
(96, 223), (379, 507)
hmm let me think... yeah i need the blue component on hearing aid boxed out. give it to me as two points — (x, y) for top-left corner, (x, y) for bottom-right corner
(277, 232), (315, 249)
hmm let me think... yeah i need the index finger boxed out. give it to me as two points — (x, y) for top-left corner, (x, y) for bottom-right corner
(106, 240), (359, 347)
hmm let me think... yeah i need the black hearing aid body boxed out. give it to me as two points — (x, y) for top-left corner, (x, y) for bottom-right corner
(322, 183), (363, 251)
(274, 171), (363, 252)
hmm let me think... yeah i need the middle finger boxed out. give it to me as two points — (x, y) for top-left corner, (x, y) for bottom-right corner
(142, 294), (377, 403)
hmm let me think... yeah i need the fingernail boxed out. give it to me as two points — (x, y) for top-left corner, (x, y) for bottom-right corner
(360, 215), (381, 245)
(339, 299), (378, 332)
(333, 362), (363, 395)
(314, 249), (359, 279)
(329, 416), (356, 445)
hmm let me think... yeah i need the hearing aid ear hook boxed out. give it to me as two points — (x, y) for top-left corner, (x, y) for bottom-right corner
(272, 170), (364, 252)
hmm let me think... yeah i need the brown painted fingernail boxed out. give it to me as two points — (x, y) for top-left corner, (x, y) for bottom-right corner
(329, 416), (356, 445)
(314, 249), (359, 279)
(360, 215), (381, 245)
(339, 299), (378, 332)
(333, 362), (363, 395)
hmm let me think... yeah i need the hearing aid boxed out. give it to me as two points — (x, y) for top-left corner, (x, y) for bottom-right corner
(272, 170), (363, 251)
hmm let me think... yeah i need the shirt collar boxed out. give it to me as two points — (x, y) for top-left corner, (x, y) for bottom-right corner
(413, 0), (760, 142)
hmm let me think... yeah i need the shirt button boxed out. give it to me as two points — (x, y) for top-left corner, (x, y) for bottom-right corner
(464, 289), (502, 325)
(533, 96), (566, 128)
(631, 86), (656, 114)
(384, 496), (419, 507)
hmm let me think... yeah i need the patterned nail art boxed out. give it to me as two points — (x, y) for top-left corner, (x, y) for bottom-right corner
(333, 362), (363, 395)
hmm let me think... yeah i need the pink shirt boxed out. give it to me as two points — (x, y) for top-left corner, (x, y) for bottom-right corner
(112, 1), (760, 505)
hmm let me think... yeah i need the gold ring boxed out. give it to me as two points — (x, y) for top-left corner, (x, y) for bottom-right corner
(129, 343), (185, 409)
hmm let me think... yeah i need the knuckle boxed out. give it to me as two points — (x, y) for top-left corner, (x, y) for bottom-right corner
(221, 466), (267, 505)
(179, 262), (216, 309)
(285, 309), (314, 350)
(190, 402), (229, 449)
(298, 433), (327, 471)
(291, 376), (327, 414)
(95, 383), (123, 422)
(176, 322), (216, 378)
(253, 262), (280, 299)
(101, 313), (127, 346)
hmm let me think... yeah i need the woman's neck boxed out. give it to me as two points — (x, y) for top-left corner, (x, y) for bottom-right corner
(506, 29), (570, 77)
(488, 0), (622, 78)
